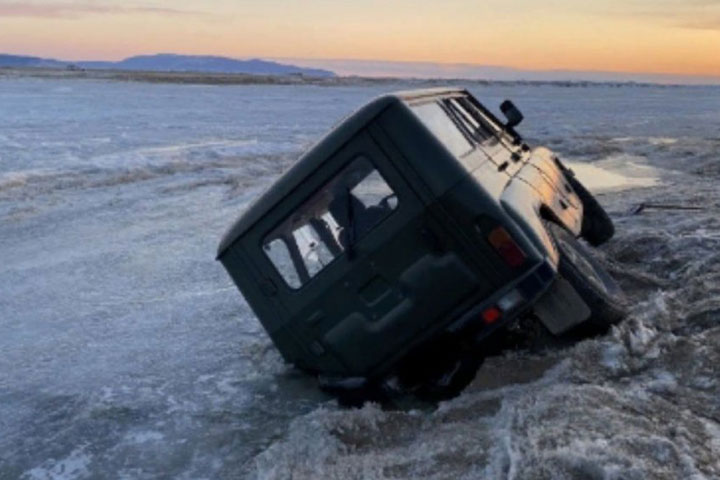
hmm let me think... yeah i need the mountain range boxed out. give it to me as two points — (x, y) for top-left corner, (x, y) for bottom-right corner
(5, 53), (717, 85)
(0, 53), (335, 78)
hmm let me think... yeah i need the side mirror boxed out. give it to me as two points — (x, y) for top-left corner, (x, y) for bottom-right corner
(500, 100), (524, 129)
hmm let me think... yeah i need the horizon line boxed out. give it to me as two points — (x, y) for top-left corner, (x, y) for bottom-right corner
(3, 50), (720, 85)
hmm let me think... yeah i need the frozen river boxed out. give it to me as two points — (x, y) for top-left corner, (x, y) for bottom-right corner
(1, 78), (720, 479)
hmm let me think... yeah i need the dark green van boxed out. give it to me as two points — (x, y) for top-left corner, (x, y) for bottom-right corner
(217, 88), (626, 400)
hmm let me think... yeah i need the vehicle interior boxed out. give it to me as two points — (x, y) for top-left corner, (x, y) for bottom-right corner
(262, 156), (398, 289)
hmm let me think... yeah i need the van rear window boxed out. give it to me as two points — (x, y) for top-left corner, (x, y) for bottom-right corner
(263, 157), (398, 289)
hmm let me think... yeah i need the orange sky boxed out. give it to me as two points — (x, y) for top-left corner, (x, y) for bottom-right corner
(0, 0), (718, 77)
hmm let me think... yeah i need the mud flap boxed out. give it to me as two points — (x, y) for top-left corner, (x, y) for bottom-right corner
(534, 276), (591, 335)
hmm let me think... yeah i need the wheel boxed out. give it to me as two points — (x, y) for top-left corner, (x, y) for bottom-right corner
(546, 222), (627, 332)
(566, 173), (614, 246)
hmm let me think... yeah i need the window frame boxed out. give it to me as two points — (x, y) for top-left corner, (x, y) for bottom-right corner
(457, 94), (519, 149)
(442, 98), (497, 147)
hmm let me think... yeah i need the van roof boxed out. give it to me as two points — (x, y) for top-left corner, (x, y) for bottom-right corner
(216, 87), (468, 258)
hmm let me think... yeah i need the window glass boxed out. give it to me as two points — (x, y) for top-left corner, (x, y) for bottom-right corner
(264, 238), (302, 289)
(444, 98), (496, 145)
(411, 102), (474, 158)
(351, 169), (398, 210)
(456, 97), (505, 140)
(292, 224), (334, 277)
(263, 157), (398, 289)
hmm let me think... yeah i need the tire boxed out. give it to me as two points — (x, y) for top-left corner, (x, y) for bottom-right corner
(566, 173), (614, 246)
(546, 222), (627, 332)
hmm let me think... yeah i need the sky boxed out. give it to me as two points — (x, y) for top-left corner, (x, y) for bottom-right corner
(1, 0), (719, 79)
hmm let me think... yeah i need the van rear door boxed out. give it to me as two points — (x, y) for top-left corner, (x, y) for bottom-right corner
(251, 130), (494, 376)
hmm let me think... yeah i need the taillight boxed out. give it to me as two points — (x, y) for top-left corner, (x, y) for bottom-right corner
(488, 226), (526, 267)
(481, 290), (524, 327)
(482, 306), (502, 325)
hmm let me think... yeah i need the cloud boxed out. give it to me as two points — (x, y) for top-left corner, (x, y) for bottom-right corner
(619, 0), (720, 30)
(677, 17), (720, 30)
(573, 0), (720, 31)
(0, 1), (203, 18)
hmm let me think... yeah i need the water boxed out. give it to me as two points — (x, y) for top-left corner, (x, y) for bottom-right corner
(1, 78), (720, 479)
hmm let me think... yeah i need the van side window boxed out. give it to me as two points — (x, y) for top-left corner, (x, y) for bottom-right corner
(263, 156), (398, 289)
(411, 101), (474, 158)
(455, 96), (507, 141)
(443, 98), (497, 145)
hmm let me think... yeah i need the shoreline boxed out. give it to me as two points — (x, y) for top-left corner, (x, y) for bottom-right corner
(0, 66), (406, 86)
(1, 66), (711, 88)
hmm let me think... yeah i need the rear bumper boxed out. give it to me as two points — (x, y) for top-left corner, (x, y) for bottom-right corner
(446, 258), (556, 340)
(317, 259), (557, 393)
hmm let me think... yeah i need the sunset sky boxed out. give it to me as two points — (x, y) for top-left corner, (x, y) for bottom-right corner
(1, 0), (719, 79)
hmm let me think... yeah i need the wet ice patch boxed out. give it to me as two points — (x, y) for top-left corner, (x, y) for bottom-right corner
(600, 341), (626, 372)
(250, 363), (569, 479)
(0, 169), (49, 192)
(22, 447), (92, 480)
(645, 370), (678, 394)
(647, 137), (678, 146)
(86, 139), (284, 170)
(241, 338), (289, 379)
(567, 156), (660, 193)
(251, 405), (349, 480)
(477, 377), (716, 480)
(123, 430), (165, 444)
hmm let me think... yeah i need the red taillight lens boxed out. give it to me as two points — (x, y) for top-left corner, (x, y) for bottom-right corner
(488, 226), (526, 267)
(482, 306), (502, 325)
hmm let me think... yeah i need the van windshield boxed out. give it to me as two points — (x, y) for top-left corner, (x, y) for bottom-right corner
(263, 156), (398, 289)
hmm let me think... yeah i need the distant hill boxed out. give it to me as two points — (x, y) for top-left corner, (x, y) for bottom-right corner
(0, 54), (67, 69)
(0, 53), (335, 78)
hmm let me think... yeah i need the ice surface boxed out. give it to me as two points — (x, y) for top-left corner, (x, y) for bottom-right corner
(1, 78), (720, 479)
(568, 158), (659, 192)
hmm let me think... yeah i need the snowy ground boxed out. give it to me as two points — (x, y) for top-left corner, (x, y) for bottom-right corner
(1, 78), (719, 479)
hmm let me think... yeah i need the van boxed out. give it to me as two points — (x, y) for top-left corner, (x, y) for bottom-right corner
(217, 88), (626, 400)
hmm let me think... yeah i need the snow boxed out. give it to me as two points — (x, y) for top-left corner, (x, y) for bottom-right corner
(1, 77), (720, 479)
